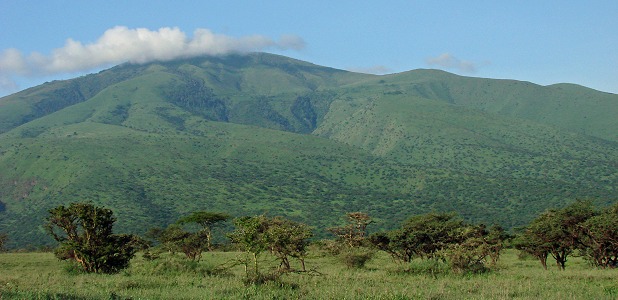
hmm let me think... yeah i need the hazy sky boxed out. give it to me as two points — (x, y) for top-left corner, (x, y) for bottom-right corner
(1, 1), (617, 97)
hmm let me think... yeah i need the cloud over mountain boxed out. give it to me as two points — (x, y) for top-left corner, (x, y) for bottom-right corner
(425, 53), (484, 73)
(0, 26), (305, 93)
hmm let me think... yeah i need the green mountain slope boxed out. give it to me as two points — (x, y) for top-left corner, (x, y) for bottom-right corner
(376, 70), (618, 141)
(0, 53), (616, 248)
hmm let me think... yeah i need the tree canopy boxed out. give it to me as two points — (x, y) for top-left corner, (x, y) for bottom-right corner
(44, 203), (145, 274)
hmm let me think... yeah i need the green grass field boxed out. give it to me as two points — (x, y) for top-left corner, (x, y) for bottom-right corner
(1, 249), (616, 299)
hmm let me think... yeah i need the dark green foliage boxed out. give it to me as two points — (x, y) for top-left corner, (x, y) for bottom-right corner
(0, 52), (617, 250)
(20, 82), (86, 124)
(0, 233), (7, 252)
(154, 107), (186, 130)
(251, 96), (294, 131)
(229, 215), (313, 277)
(514, 200), (595, 270)
(264, 216), (313, 271)
(513, 220), (552, 270)
(291, 96), (318, 133)
(147, 224), (208, 261)
(164, 75), (228, 121)
(44, 203), (146, 274)
(369, 231), (411, 262)
(229, 215), (271, 275)
(370, 212), (508, 273)
(441, 225), (493, 274)
(378, 212), (464, 261)
(578, 203), (618, 268)
(103, 104), (131, 125)
(177, 211), (230, 251)
(485, 225), (510, 265)
(339, 247), (375, 269)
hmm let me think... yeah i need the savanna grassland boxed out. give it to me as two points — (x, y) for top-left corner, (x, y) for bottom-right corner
(0, 249), (616, 300)
(0, 52), (617, 299)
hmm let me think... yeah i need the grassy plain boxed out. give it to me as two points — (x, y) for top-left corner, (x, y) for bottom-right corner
(0, 249), (616, 299)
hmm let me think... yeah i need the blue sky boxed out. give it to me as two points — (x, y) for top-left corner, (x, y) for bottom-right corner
(1, 1), (617, 97)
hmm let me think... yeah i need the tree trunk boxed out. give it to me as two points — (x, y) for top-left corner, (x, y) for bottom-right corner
(539, 254), (548, 270)
(553, 251), (567, 270)
(557, 259), (566, 270)
(206, 229), (213, 251)
(280, 256), (290, 271)
(253, 252), (259, 274)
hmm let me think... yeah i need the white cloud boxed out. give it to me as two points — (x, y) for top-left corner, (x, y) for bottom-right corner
(0, 26), (306, 93)
(425, 53), (485, 73)
(277, 35), (306, 51)
(0, 49), (26, 72)
(0, 74), (19, 92)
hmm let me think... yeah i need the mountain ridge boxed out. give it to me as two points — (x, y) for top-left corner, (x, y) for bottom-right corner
(0, 52), (616, 248)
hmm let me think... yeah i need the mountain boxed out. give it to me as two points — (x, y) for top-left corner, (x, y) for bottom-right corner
(0, 52), (617, 248)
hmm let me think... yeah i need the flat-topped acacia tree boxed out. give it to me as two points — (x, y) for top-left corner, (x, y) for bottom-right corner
(176, 211), (230, 251)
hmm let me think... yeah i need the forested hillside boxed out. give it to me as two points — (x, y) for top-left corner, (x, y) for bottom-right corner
(0, 53), (616, 248)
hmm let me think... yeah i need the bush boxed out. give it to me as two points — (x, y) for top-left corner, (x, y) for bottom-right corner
(339, 247), (375, 269)
(442, 242), (490, 274)
(242, 270), (284, 286)
(316, 239), (344, 256)
(62, 262), (87, 275)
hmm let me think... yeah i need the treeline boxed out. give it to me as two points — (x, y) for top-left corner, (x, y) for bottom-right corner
(21, 200), (618, 282)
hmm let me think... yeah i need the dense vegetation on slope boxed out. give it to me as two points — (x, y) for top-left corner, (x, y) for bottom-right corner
(0, 53), (616, 248)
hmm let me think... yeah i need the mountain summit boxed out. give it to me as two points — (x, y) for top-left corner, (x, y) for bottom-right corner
(1, 53), (617, 247)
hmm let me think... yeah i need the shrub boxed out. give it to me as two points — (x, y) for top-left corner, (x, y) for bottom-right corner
(442, 243), (489, 274)
(339, 247), (375, 269)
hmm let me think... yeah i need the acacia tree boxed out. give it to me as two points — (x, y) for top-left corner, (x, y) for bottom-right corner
(146, 211), (229, 261)
(579, 203), (618, 268)
(485, 225), (510, 266)
(265, 216), (313, 271)
(370, 212), (464, 262)
(228, 215), (271, 275)
(150, 224), (209, 261)
(515, 200), (594, 270)
(369, 229), (415, 264)
(370, 212), (505, 273)
(441, 224), (505, 274)
(327, 212), (376, 269)
(45, 203), (146, 274)
(513, 220), (552, 270)
(229, 215), (313, 275)
(328, 212), (372, 248)
(177, 211), (229, 251)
